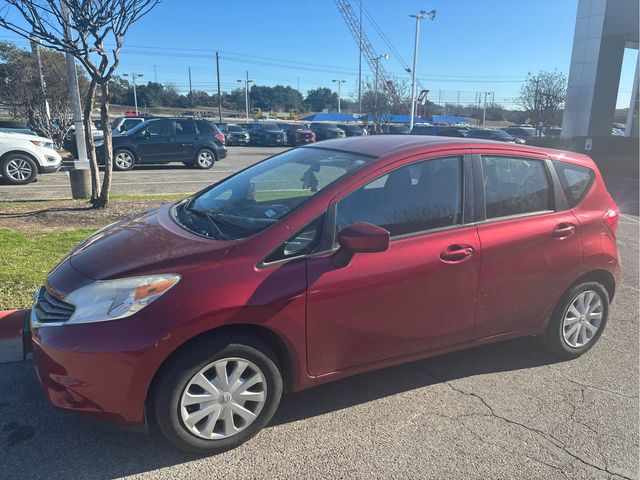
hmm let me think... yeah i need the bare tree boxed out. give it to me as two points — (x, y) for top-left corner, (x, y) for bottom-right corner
(518, 70), (567, 126)
(361, 77), (410, 127)
(0, 0), (160, 207)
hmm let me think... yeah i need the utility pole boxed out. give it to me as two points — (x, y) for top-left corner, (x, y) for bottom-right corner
(29, 36), (50, 128)
(188, 67), (193, 106)
(332, 79), (347, 113)
(237, 72), (253, 122)
(358, 0), (363, 115)
(153, 65), (158, 83)
(60, 0), (90, 199)
(409, 10), (435, 131)
(215, 52), (222, 123)
(482, 91), (491, 127)
(373, 53), (388, 124)
(123, 73), (143, 115)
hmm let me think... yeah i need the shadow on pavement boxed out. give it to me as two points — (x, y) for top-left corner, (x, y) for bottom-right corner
(0, 336), (564, 479)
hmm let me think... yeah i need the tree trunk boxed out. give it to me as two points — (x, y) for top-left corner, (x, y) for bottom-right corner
(96, 82), (112, 208)
(83, 78), (101, 202)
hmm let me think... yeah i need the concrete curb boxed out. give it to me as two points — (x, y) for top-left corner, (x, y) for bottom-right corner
(0, 309), (28, 363)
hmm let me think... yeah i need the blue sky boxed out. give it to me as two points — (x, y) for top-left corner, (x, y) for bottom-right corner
(1, 0), (636, 109)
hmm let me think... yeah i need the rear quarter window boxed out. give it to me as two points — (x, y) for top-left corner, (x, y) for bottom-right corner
(554, 161), (595, 208)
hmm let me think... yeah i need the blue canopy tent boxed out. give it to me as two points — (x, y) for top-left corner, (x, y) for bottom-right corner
(300, 113), (363, 122)
(379, 114), (430, 124)
(426, 115), (469, 124)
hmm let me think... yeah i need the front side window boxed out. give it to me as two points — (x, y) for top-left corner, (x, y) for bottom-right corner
(176, 148), (374, 240)
(145, 119), (172, 137)
(554, 161), (595, 207)
(336, 156), (463, 237)
(264, 213), (326, 263)
(482, 156), (552, 219)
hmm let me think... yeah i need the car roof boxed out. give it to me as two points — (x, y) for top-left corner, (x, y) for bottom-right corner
(305, 135), (592, 166)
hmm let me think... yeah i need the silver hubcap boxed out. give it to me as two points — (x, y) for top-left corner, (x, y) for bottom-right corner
(180, 357), (266, 440)
(562, 290), (603, 348)
(115, 152), (133, 169)
(6, 159), (33, 180)
(197, 151), (213, 167)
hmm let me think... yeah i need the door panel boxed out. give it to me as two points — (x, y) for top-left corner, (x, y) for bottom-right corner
(174, 119), (198, 161)
(474, 211), (581, 337)
(136, 119), (180, 163)
(306, 226), (481, 375)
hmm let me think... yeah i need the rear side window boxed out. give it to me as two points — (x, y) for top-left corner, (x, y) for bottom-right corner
(482, 156), (552, 219)
(336, 156), (463, 237)
(554, 162), (595, 208)
(196, 121), (216, 135)
(176, 120), (196, 135)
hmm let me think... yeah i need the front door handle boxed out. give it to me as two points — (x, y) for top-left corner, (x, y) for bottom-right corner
(552, 223), (576, 238)
(440, 244), (475, 263)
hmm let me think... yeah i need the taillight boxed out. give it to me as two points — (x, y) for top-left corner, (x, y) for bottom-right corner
(603, 204), (619, 236)
(216, 133), (225, 144)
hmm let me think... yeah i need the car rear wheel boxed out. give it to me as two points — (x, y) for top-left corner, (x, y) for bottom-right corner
(195, 149), (215, 169)
(153, 337), (283, 454)
(542, 282), (609, 358)
(1, 154), (38, 185)
(113, 149), (135, 171)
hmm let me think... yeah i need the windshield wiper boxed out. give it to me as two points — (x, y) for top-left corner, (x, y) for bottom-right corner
(182, 201), (229, 240)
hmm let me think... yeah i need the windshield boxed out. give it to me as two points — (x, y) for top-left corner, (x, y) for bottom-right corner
(227, 125), (244, 132)
(176, 147), (374, 240)
(260, 124), (281, 131)
(494, 130), (514, 139)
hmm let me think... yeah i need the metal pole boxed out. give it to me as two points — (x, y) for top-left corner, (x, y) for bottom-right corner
(188, 67), (193, 95)
(625, 52), (639, 137)
(132, 75), (139, 115)
(60, 0), (90, 198)
(30, 37), (50, 127)
(482, 92), (488, 127)
(338, 81), (342, 113)
(245, 71), (249, 122)
(409, 15), (420, 131)
(216, 52), (222, 123)
(358, 0), (363, 115)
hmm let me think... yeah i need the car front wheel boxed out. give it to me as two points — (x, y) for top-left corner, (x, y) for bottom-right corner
(153, 337), (283, 454)
(542, 282), (609, 358)
(1, 154), (38, 185)
(113, 149), (135, 171)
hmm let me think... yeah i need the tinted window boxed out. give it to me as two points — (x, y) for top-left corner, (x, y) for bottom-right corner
(196, 121), (216, 134)
(336, 156), (463, 237)
(145, 119), (172, 136)
(260, 124), (280, 131)
(176, 120), (196, 135)
(482, 156), (552, 219)
(555, 162), (595, 208)
(122, 119), (141, 130)
(227, 125), (244, 132)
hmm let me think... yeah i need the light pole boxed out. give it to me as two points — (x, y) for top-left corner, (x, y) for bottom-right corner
(372, 53), (389, 125)
(123, 73), (143, 115)
(482, 91), (492, 127)
(332, 79), (347, 113)
(409, 10), (436, 131)
(237, 71), (253, 122)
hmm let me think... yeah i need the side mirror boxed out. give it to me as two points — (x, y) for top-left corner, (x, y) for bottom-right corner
(333, 222), (390, 268)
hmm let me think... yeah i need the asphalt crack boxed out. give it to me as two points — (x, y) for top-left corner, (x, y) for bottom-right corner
(421, 367), (635, 480)
(547, 365), (639, 400)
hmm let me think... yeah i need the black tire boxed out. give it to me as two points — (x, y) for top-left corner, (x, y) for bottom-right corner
(194, 149), (216, 169)
(113, 149), (135, 171)
(1, 154), (38, 185)
(541, 282), (609, 358)
(153, 336), (283, 455)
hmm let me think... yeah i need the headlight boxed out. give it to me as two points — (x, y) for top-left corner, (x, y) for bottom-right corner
(64, 274), (180, 324)
(94, 139), (104, 147)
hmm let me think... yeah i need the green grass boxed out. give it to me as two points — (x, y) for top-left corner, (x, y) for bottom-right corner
(0, 228), (96, 310)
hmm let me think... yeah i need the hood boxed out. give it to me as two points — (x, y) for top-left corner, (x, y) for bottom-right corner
(0, 131), (54, 144)
(68, 204), (234, 280)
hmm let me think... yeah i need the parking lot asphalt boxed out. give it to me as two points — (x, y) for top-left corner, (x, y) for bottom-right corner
(0, 146), (290, 201)
(0, 218), (637, 479)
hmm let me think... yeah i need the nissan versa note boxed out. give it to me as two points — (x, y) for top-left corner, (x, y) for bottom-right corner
(27, 136), (620, 454)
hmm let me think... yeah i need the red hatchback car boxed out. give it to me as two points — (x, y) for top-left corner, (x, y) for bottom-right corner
(27, 136), (620, 454)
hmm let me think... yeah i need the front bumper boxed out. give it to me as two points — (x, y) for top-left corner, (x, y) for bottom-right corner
(29, 306), (182, 427)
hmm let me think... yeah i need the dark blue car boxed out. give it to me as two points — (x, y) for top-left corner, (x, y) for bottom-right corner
(97, 117), (227, 171)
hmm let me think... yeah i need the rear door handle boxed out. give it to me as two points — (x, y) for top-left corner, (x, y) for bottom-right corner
(440, 244), (475, 263)
(552, 223), (576, 238)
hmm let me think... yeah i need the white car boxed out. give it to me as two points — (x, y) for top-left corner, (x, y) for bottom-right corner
(0, 131), (62, 184)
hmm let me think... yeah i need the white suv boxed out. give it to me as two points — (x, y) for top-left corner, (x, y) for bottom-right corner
(0, 132), (62, 184)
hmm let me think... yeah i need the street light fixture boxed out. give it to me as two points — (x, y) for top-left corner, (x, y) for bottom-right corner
(332, 79), (347, 114)
(372, 53), (389, 125)
(409, 9), (436, 131)
(237, 71), (254, 122)
(123, 72), (143, 115)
